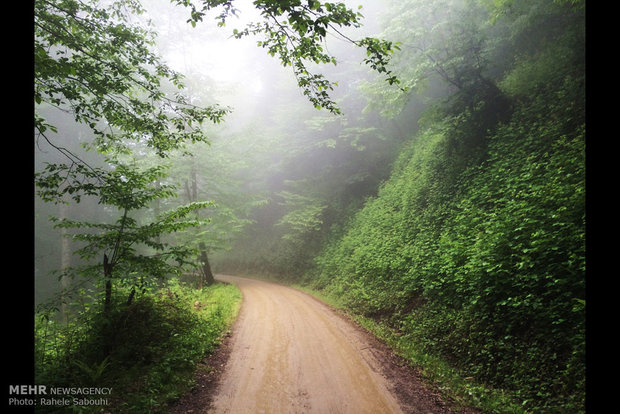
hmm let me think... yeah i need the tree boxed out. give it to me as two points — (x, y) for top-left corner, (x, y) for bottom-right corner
(35, 0), (229, 161)
(181, 158), (216, 286)
(360, 0), (508, 121)
(35, 157), (212, 314)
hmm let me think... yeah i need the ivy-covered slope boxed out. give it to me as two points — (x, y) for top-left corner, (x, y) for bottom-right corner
(307, 24), (585, 414)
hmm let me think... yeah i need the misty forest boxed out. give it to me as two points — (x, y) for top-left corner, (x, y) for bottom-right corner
(33, 0), (585, 413)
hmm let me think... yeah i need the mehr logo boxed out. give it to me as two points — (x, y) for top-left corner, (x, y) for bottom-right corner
(9, 385), (47, 395)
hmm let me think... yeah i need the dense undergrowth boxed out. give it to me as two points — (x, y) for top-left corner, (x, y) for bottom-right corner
(302, 24), (585, 414)
(34, 279), (241, 413)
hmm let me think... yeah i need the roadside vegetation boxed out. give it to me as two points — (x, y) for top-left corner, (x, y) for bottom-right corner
(34, 278), (241, 413)
(306, 63), (585, 413)
(301, 6), (585, 411)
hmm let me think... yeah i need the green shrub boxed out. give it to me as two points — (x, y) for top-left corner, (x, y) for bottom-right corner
(35, 279), (241, 413)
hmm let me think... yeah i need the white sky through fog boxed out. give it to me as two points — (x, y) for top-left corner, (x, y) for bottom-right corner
(142, 0), (382, 106)
(142, 0), (266, 94)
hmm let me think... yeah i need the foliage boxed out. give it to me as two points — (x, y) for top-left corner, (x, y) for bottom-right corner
(35, 279), (241, 413)
(305, 0), (585, 411)
(34, 0), (403, 293)
(35, 0), (231, 309)
(215, 106), (403, 279)
(35, 0), (229, 159)
(276, 191), (327, 241)
(35, 156), (214, 312)
(173, 0), (402, 114)
(167, 139), (265, 252)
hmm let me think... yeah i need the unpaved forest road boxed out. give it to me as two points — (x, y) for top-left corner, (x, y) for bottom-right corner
(174, 275), (466, 414)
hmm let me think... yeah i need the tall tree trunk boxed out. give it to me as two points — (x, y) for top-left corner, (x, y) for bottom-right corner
(103, 253), (113, 315)
(154, 179), (161, 244)
(191, 168), (198, 202)
(199, 242), (215, 286)
(186, 163), (215, 286)
(103, 208), (127, 315)
(59, 202), (71, 323)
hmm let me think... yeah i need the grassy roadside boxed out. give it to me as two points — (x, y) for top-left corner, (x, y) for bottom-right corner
(290, 283), (526, 414)
(34, 278), (242, 413)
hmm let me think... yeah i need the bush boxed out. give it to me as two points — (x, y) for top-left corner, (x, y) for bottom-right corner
(35, 279), (241, 413)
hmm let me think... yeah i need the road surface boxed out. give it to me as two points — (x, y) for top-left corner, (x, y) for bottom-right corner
(203, 275), (452, 414)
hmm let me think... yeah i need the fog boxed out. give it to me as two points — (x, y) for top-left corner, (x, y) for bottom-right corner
(34, 0), (451, 306)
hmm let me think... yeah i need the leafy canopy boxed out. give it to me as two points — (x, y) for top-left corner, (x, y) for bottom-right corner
(35, 0), (230, 160)
(173, 0), (403, 114)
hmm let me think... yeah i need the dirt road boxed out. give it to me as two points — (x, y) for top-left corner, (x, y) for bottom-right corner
(173, 274), (459, 413)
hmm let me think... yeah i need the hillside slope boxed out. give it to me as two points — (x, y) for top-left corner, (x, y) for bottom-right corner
(307, 12), (585, 413)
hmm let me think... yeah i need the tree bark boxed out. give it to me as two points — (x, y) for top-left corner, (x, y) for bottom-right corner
(103, 253), (113, 315)
(199, 242), (215, 286)
(186, 163), (215, 286)
(126, 287), (136, 306)
(59, 202), (71, 322)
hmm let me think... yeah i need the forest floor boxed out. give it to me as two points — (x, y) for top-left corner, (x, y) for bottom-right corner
(171, 275), (481, 414)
